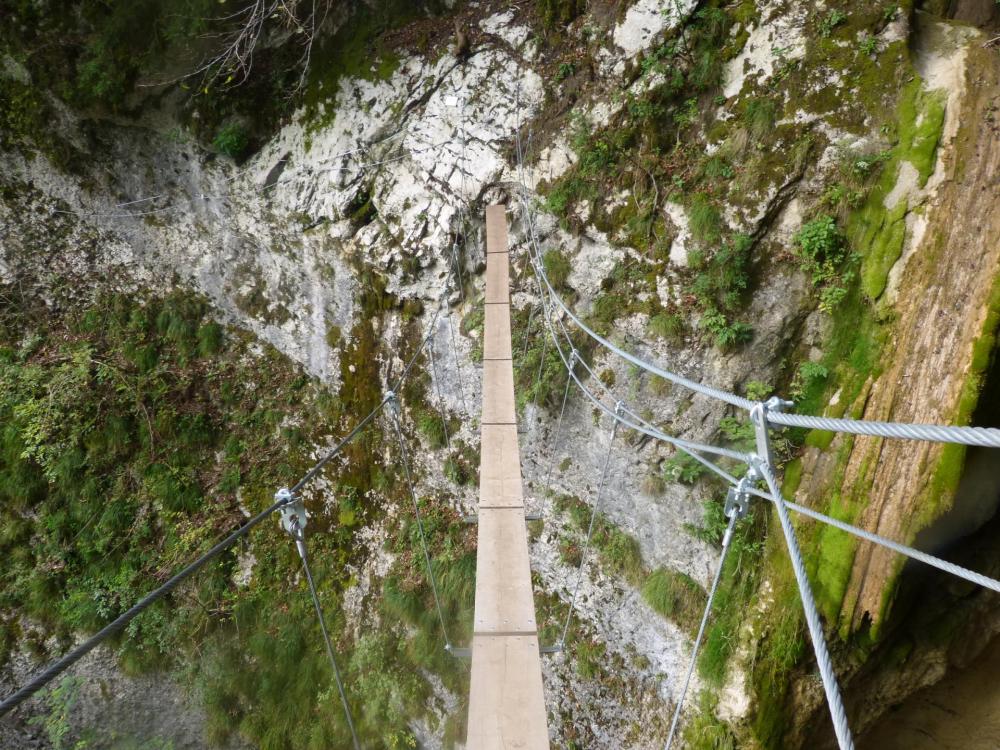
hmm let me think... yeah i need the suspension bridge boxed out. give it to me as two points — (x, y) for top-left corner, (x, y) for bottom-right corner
(5, 87), (1000, 750)
(466, 205), (549, 749)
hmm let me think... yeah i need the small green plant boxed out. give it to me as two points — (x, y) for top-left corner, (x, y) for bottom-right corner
(664, 452), (707, 484)
(744, 380), (772, 402)
(793, 215), (848, 286)
(685, 496), (730, 546)
(819, 9), (848, 38)
(556, 61), (576, 81)
(417, 410), (447, 449)
(212, 122), (249, 159)
(689, 193), (722, 245)
(700, 308), (753, 350)
(790, 361), (829, 400)
(858, 35), (878, 56)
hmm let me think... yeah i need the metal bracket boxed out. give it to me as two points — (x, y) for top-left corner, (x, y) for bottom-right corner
(385, 390), (399, 415)
(276, 488), (308, 561)
(724, 485), (750, 522)
(446, 645), (471, 659)
(539, 643), (563, 655)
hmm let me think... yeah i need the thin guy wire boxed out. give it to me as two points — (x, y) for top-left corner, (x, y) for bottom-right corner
(446, 310), (469, 415)
(298, 533), (362, 750)
(560, 415), (622, 646)
(428, 340), (452, 452)
(389, 406), (452, 648)
(521, 303), (538, 363)
(665, 511), (739, 750)
(533, 274), (750, 463)
(544, 355), (576, 493)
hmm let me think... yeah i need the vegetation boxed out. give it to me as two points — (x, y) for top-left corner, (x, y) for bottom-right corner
(641, 568), (706, 633)
(212, 122), (250, 159)
(0, 282), (476, 748)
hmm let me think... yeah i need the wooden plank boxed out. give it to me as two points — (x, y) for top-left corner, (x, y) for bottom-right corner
(479, 423), (524, 508)
(482, 359), (516, 425)
(484, 302), (513, 360)
(485, 204), (509, 254)
(485, 251), (510, 304)
(467, 635), (550, 750)
(474, 508), (537, 633)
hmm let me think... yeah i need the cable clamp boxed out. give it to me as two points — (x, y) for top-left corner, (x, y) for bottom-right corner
(385, 390), (400, 416)
(614, 400), (626, 417)
(277, 489), (308, 560)
(568, 348), (579, 366)
(750, 395), (794, 427)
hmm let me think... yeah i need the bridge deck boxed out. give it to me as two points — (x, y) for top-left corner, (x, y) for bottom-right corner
(466, 205), (550, 749)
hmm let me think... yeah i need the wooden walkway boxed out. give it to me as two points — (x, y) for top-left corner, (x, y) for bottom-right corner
(466, 205), (550, 749)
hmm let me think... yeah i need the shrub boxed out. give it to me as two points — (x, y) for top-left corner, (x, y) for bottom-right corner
(790, 361), (829, 400)
(744, 380), (772, 402)
(212, 122), (249, 159)
(690, 234), (753, 312)
(543, 249), (572, 289)
(699, 308), (752, 351)
(556, 62), (576, 81)
(417, 410), (447, 449)
(649, 312), (685, 342)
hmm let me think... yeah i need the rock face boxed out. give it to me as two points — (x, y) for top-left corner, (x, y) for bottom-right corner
(3, 1), (1000, 748)
(795, 18), (1000, 633)
(0, 643), (249, 750)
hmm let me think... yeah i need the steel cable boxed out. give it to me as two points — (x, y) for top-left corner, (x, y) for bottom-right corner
(560, 412), (622, 646)
(755, 457), (855, 750)
(388, 401), (452, 649)
(664, 511), (739, 750)
(294, 524), (362, 750)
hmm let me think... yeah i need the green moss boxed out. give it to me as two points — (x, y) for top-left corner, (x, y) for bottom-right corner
(781, 458), (803, 497)
(302, 0), (420, 127)
(915, 262), (1000, 532)
(850, 80), (947, 301)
